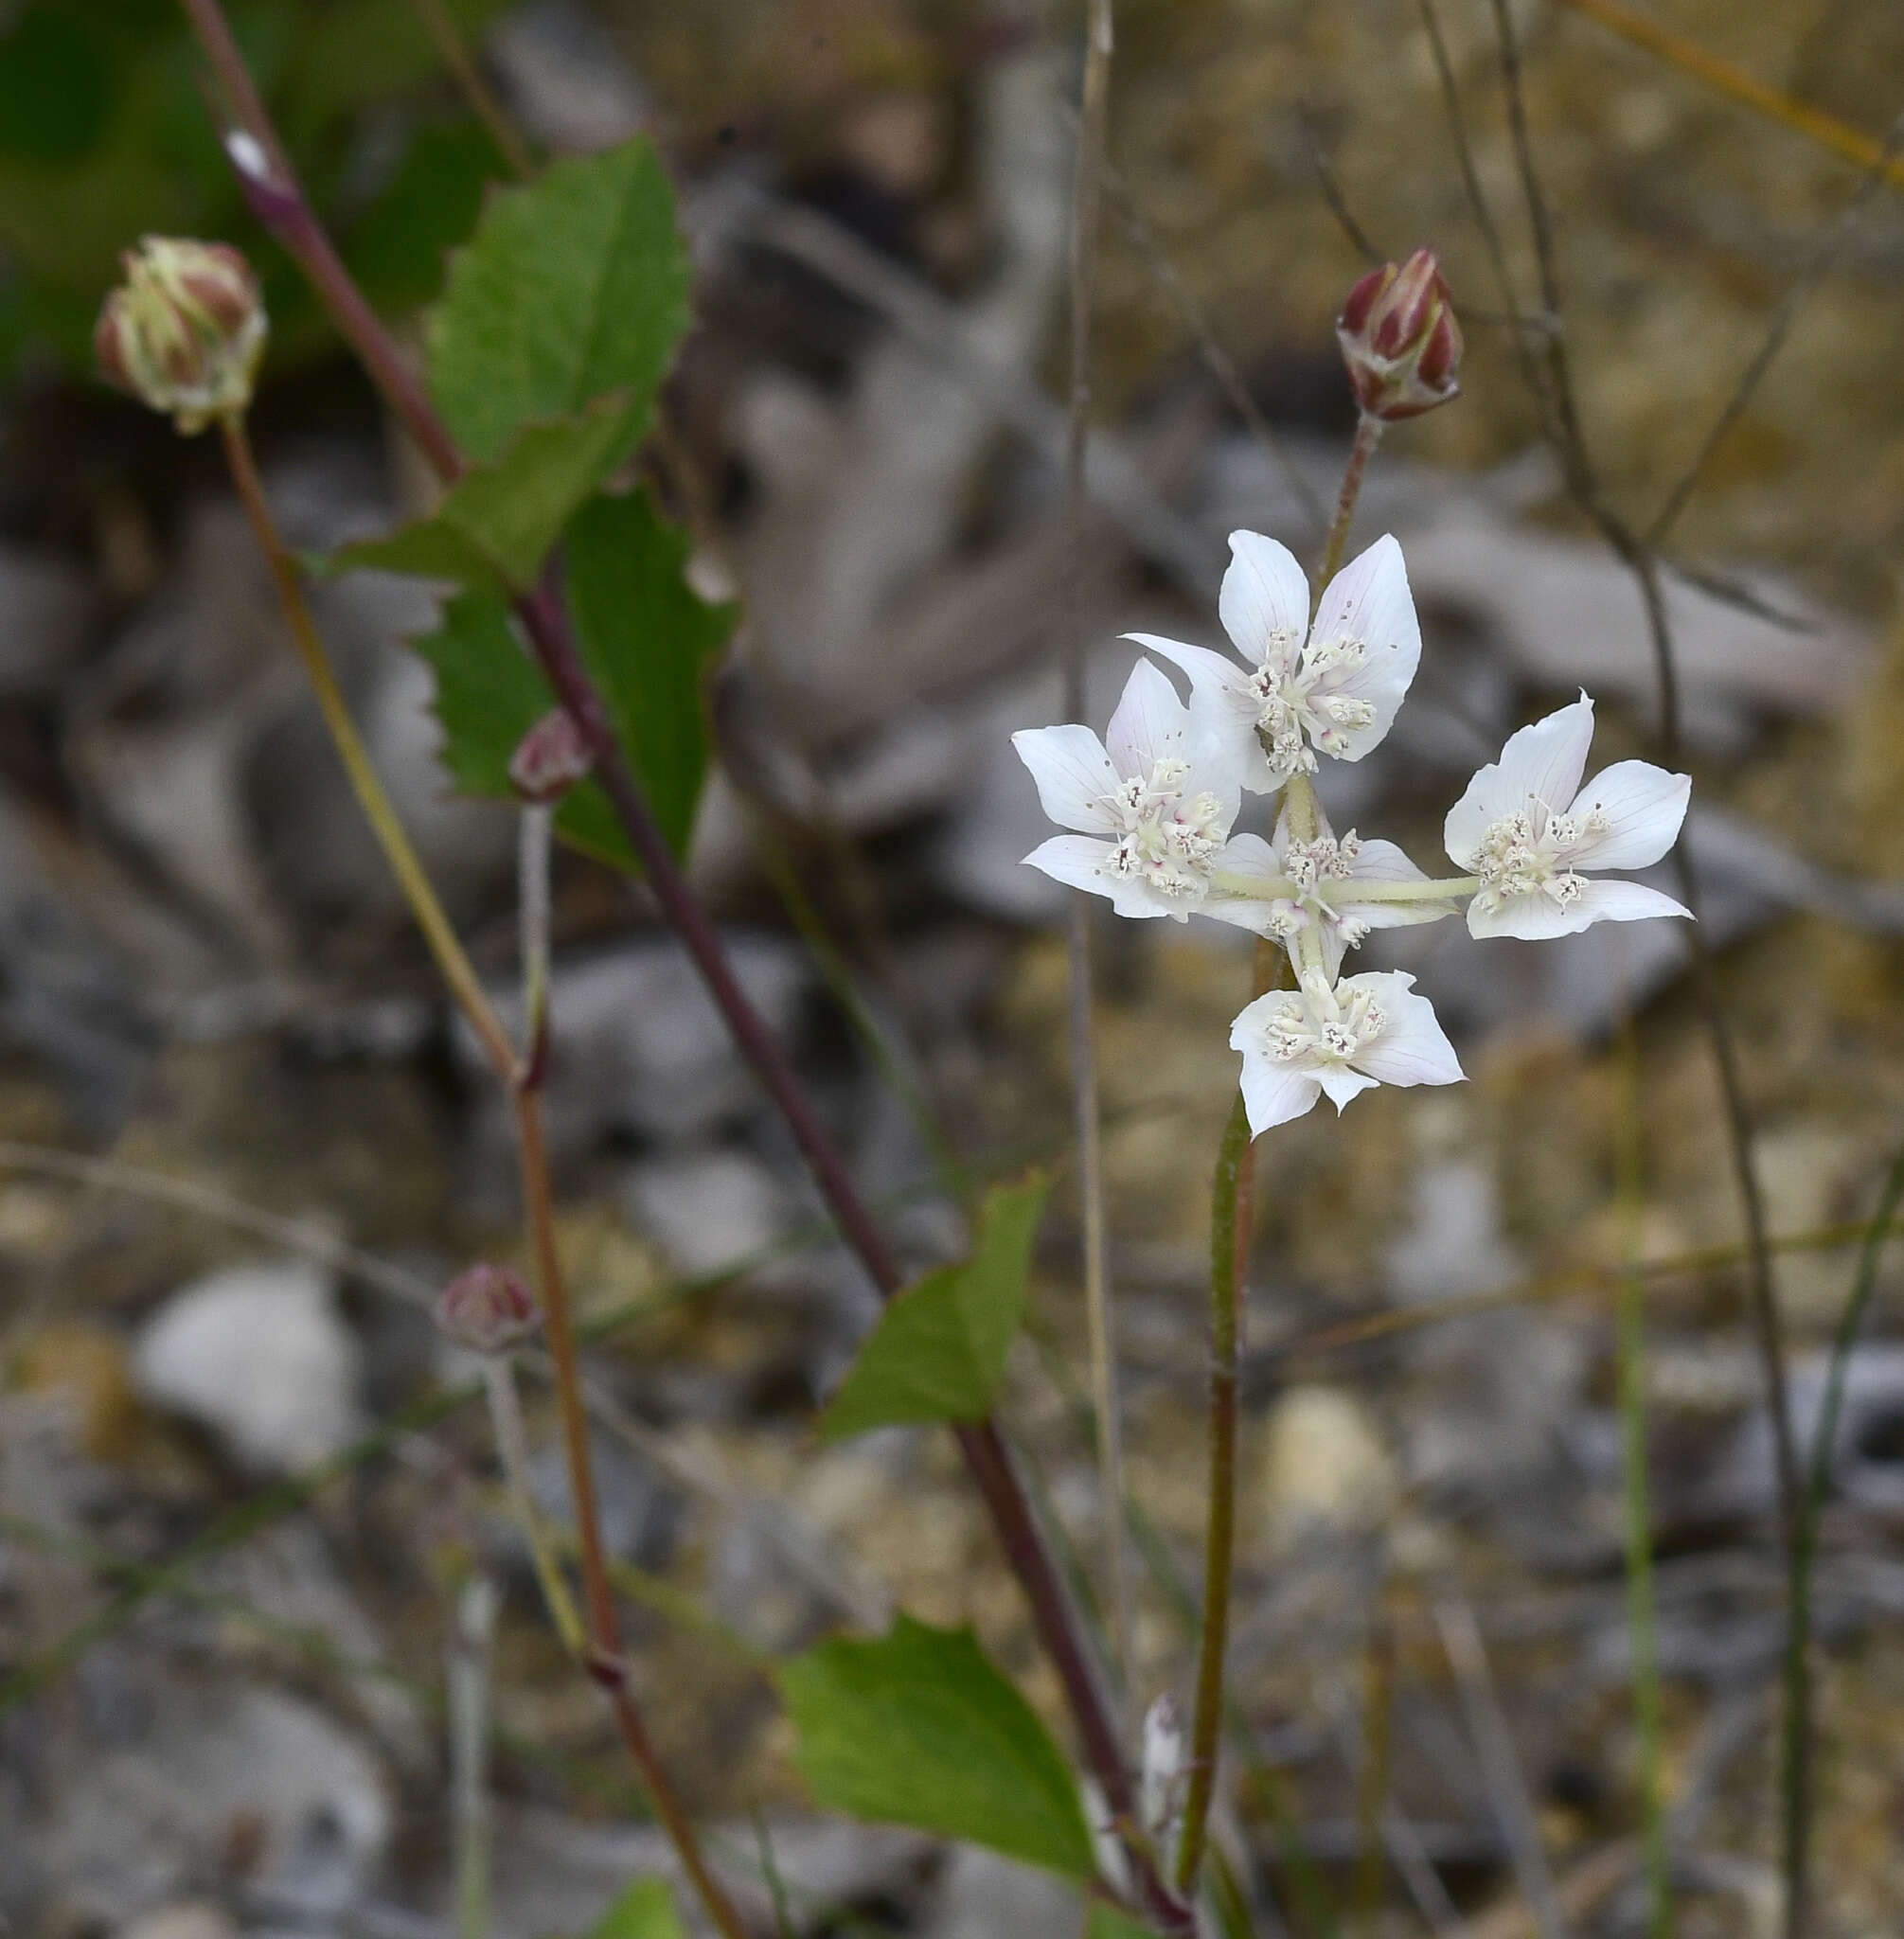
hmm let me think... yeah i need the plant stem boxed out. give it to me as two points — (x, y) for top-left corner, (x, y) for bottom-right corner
(185, 19), (1182, 1912)
(1319, 414), (1383, 585)
(405, 0), (536, 181)
(216, 417), (750, 1939)
(1614, 1004), (1670, 1937)
(1786, 1123), (1904, 1938)
(1176, 1084), (1253, 1894)
(1063, 0), (1131, 1697)
(1178, 939), (1280, 1895)
(447, 1571), (498, 1939)
(218, 418), (515, 1076)
(482, 1357), (583, 1656)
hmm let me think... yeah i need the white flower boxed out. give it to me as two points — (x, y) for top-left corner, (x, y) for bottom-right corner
(1213, 798), (1459, 973)
(1445, 693), (1692, 940)
(1013, 658), (1258, 920)
(1231, 969), (1463, 1133)
(1128, 529), (1420, 792)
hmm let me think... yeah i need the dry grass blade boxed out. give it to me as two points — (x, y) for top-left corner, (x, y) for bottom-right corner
(1555, 0), (1904, 193)
(1435, 1595), (1570, 1939)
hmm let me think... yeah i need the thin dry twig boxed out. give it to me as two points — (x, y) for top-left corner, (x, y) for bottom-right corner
(1647, 111), (1904, 550)
(1555, 0), (1904, 195)
(404, 0), (535, 180)
(1061, 0), (1133, 1707)
(1436, 1595), (1570, 1939)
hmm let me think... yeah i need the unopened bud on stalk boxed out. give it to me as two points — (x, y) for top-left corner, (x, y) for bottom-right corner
(509, 708), (593, 804)
(94, 237), (267, 434)
(436, 1261), (540, 1354)
(1335, 247), (1463, 422)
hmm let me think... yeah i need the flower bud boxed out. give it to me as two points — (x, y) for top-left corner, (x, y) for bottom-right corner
(436, 1262), (539, 1354)
(508, 708), (594, 805)
(94, 237), (267, 434)
(1335, 247), (1463, 422)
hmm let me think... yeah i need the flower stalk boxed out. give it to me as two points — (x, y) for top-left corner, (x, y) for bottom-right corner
(1175, 942), (1275, 1894)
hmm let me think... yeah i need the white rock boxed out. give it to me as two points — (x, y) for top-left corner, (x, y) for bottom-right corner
(48, 1681), (390, 1920)
(1260, 1384), (1397, 1548)
(922, 1846), (1079, 1939)
(133, 1261), (362, 1473)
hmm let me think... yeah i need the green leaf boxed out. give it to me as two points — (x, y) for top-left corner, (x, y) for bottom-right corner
(820, 1174), (1048, 1441)
(580, 1879), (685, 1939)
(341, 120), (497, 314)
(330, 394), (638, 596)
(778, 1615), (1094, 1878)
(408, 591), (631, 870)
(405, 489), (735, 873)
(427, 138), (690, 465)
(563, 488), (732, 863)
(1088, 1908), (1162, 1939)
(0, 8), (113, 165)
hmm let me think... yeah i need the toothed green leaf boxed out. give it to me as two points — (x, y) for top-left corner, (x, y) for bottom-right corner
(779, 1616), (1094, 1878)
(820, 1175), (1048, 1440)
(427, 137), (690, 465)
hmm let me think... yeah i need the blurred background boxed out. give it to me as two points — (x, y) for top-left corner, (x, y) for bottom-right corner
(5, 1), (1904, 1933)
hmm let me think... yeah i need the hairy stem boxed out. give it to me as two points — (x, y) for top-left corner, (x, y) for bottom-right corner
(1177, 1084), (1253, 1894)
(1063, 0), (1131, 1695)
(1319, 414), (1383, 584)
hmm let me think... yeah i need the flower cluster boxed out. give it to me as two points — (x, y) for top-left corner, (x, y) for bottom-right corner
(1015, 530), (1692, 1134)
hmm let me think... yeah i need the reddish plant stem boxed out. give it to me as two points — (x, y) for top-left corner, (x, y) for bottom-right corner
(219, 418), (748, 1939)
(181, 8), (1185, 1924)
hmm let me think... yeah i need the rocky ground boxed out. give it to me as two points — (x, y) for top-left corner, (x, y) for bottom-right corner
(6, 2), (1904, 1934)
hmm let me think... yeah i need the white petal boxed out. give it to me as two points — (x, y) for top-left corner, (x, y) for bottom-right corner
(1022, 835), (1177, 920)
(1125, 632), (1277, 793)
(1105, 657), (1191, 778)
(1443, 693), (1597, 866)
(1348, 975), (1465, 1088)
(1564, 762), (1691, 870)
(1465, 888), (1596, 940)
(1572, 879), (1693, 926)
(1199, 898), (1278, 936)
(1315, 1065), (1380, 1112)
(1496, 693), (1596, 811)
(1012, 724), (1118, 834)
(1237, 1058), (1321, 1135)
(1340, 838), (1460, 932)
(1308, 534), (1420, 760)
(1218, 529), (1310, 673)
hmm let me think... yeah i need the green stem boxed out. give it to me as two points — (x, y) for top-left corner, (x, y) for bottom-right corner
(1208, 870), (1478, 905)
(1176, 1084), (1253, 1894)
(1785, 1122), (1904, 1930)
(481, 1358), (583, 1657)
(1615, 1013), (1670, 1936)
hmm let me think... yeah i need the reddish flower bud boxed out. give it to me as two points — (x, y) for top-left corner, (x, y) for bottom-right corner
(436, 1262), (540, 1354)
(95, 237), (267, 434)
(1335, 248), (1464, 422)
(508, 708), (594, 805)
